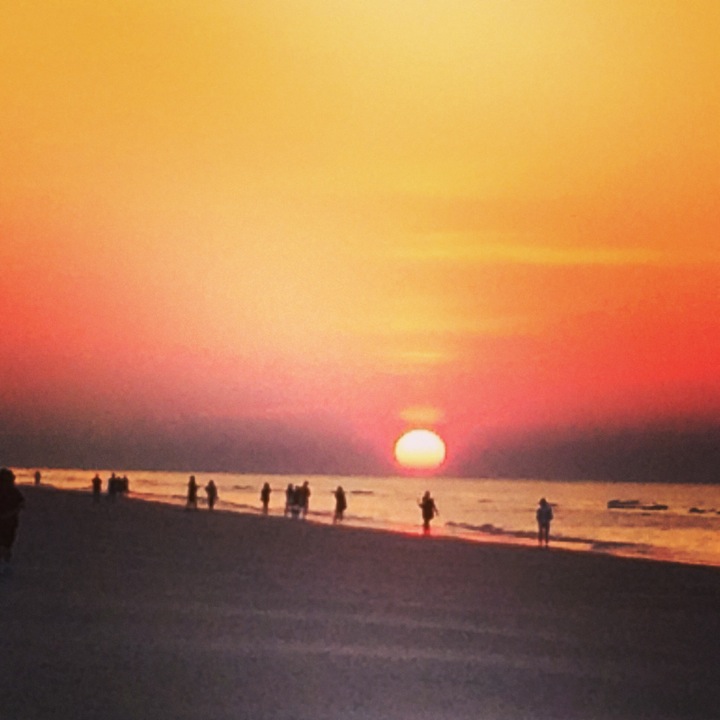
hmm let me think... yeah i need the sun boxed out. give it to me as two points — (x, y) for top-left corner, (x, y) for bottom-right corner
(394, 429), (447, 471)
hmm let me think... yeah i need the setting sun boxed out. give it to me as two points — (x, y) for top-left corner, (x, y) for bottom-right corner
(394, 429), (447, 471)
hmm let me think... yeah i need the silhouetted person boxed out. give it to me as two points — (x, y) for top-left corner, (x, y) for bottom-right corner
(284, 483), (295, 517)
(108, 473), (119, 501)
(298, 481), (311, 519)
(536, 498), (553, 548)
(120, 475), (130, 494)
(333, 486), (347, 523)
(205, 479), (218, 511)
(260, 482), (271, 514)
(419, 491), (438, 534)
(291, 485), (303, 518)
(0, 468), (24, 575)
(34, 470), (41, 486)
(186, 475), (199, 510)
(91, 474), (102, 503)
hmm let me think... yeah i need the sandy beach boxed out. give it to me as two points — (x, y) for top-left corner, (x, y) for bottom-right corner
(2, 486), (719, 720)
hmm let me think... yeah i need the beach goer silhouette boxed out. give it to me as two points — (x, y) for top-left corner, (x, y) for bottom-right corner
(536, 498), (554, 548)
(290, 485), (305, 518)
(418, 491), (439, 534)
(333, 486), (347, 523)
(284, 483), (294, 517)
(205, 480), (218, 511)
(0, 468), (25, 575)
(186, 475), (199, 510)
(34, 470), (41, 486)
(299, 481), (311, 519)
(108, 472), (118, 501)
(91, 474), (102, 503)
(260, 482), (271, 514)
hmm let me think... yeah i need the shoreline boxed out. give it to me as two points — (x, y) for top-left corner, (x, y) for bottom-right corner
(3, 486), (720, 719)
(18, 479), (720, 570)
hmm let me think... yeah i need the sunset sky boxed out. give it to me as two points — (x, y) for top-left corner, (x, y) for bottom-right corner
(2, 1), (720, 474)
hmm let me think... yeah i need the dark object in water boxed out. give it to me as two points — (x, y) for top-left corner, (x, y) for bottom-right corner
(607, 499), (640, 509)
(607, 499), (668, 511)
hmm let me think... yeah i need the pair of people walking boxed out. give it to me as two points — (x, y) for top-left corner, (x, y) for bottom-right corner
(186, 476), (218, 510)
(283, 481), (311, 519)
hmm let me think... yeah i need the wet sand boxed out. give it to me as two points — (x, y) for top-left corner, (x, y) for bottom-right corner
(2, 486), (719, 719)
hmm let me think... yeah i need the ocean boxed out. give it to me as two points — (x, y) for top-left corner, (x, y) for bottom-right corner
(14, 468), (720, 568)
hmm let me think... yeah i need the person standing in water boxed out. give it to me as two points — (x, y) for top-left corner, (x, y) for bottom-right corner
(34, 470), (41, 486)
(205, 479), (218, 511)
(0, 468), (24, 575)
(333, 486), (347, 523)
(186, 475), (199, 510)
(260, 482), (271, 514)
(536, 498), (554, 548)
(418, 491), (439, 534)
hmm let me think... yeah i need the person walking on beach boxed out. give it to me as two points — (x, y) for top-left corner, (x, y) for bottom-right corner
(284, 483), (295, 517)
(419, 491), (439, 534)
(260, 482), (271, 514)
(290, 485), (303, 519)
(536, 497), (553, 548)
(298, 480), (311, 519)
(108, 472), (119, 501)
(333, 486), (347, 523)
(186, 475), (199, 510)
(0, 468), (25, 575)
(91, 473), (102, 503)
(205, 479), (218, 511)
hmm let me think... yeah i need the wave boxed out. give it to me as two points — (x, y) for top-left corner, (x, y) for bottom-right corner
(589, 540), (653, 554)
(343, 513), (376, 523)
(231, 484), (257, 491)
(349, 490), (375, 496)
(445, 521), (536, 541)
(131, 490), (178, 502)
(445, 521), (655, 558)
(220, 499), (262, 512)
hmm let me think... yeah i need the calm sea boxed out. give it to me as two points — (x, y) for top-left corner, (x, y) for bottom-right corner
(14, 468), (720, 568)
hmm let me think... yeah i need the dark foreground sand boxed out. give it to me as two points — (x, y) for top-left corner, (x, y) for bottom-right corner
(2, 487), (719, 720)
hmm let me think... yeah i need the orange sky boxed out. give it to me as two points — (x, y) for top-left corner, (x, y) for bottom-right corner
(2, 1), (720, 472)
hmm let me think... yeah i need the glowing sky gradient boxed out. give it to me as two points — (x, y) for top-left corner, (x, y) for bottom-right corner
(2, 1), (720, 473)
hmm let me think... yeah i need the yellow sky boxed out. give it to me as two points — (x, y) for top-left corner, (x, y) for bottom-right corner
(2, 1), (720, 465)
